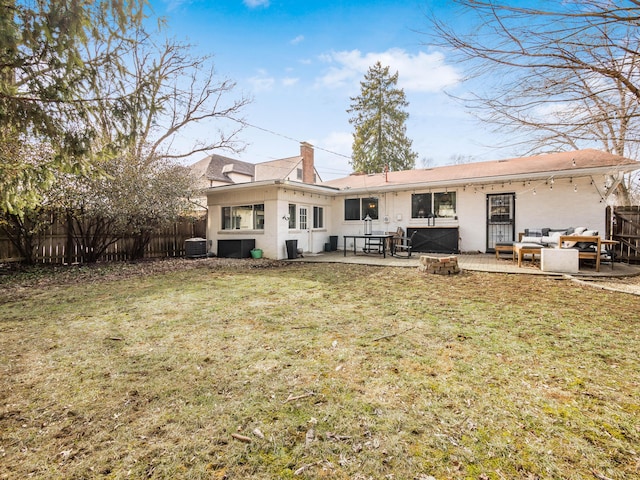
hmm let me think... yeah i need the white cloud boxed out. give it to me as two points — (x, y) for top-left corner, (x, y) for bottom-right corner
(282, 77), (299, 87)
(244, 0), (269, 8)
(162, 0), (192, 12)
(316, 132), (354, 179)
(248, 69), (275, 92)
(316, 48), (460, 93)
(290, 35), (304, 45)
(322, 131), (352, 156)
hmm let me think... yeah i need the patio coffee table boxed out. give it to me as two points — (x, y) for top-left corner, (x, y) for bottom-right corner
(515, 243), (543, 267)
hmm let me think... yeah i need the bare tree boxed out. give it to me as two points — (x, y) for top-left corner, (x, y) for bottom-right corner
(106, 32), (251, 164)
(60, 33), (250, 261)
(428, 0), (640, 204)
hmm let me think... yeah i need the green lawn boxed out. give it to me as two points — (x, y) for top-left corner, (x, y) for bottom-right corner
(1, 261), (638, 479)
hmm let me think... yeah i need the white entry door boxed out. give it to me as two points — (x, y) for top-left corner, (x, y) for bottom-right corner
(299, 207), (310, 252)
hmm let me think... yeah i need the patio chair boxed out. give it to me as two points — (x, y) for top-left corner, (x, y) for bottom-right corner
(388, 227), (404, 253)
(392, 230), (417, 257)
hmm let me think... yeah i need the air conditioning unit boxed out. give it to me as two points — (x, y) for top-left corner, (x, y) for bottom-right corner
(184, 237), (207, 258)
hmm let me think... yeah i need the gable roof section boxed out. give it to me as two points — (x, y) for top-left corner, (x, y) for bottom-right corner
(255, 156), (302, 181)
(321, 149), (640, 191)
(199, 154), (255, 183)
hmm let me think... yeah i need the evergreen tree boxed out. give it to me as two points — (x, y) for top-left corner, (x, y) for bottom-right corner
(0, 0), (146, 216)
(347, 62), (417, 173)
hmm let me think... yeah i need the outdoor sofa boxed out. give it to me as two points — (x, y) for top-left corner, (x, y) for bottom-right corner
(512, 227), (608, 271)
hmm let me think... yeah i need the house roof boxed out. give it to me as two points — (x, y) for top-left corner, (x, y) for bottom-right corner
(255, 156), (302, 181)
(321, 149), (640, 192)
(195, 154), (255, 184)
(192, 153), (319, 184)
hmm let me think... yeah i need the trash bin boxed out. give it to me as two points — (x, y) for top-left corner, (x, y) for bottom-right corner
(329, 236), (338, 251)
(285, 239), (298, 259)
(324, 243), (331, 252)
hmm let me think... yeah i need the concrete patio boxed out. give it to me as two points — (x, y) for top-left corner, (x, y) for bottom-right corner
(289, 250), (640, 278)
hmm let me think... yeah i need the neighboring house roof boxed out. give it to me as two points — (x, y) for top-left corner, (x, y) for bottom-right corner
(201, 154), (255, 184)
(255, 156), (303, 181)
(191, 143), (320, 186)
(321, 149), (639, 192)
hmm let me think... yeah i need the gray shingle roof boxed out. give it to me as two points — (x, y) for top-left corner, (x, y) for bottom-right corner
(200, 154), (255, 183)
(321, 149), (640, 190)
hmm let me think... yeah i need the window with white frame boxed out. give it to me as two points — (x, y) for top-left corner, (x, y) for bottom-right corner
(313, 206), (324, 228)
(434, 192), (456, 218)
(411, 192), (456, 218)
(221, 204), (265, 230)
(411, 193), (432, 218)
(288, 203), (297, 229)
(344, 197), (379, 220)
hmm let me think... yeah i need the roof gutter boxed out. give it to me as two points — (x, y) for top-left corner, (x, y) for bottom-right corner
(327, 165), (637, 195)
(204, 179), (340, 195)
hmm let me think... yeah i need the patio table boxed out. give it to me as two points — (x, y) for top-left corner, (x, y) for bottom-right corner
(343, 234), (395, 259)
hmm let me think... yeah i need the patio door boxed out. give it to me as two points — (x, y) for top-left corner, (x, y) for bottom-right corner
(299, 207), (310, 252)
(486, 193), (515, 251)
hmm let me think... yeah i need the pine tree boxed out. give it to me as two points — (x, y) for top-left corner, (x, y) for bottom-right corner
(347, 62), (418, 173)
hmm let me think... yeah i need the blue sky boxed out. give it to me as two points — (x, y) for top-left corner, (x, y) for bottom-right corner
(150, 0), (509, 180)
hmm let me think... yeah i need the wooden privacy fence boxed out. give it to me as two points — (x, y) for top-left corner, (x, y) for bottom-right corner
(0, 215), (207, 264)
(606, 206), (640, 264)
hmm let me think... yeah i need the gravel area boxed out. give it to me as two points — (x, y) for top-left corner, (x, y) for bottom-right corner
(575, 274), (640, 295)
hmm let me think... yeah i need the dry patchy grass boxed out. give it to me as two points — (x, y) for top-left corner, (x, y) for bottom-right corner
(1, 260), (639, 479)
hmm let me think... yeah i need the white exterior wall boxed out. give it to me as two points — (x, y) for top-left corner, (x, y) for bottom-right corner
(457, 176), (607, 251)
(207, 187), (273, 257)
(207, 185), (334, 260)
(331, 175), (609, 253)
(513, 177), (606, 235)
(276, 188), (333, 257)
(334, 190), (461, 251)
(206, 173), (612, 258)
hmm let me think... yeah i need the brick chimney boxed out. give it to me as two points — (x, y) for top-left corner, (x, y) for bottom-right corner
(300, 141), (315, 184)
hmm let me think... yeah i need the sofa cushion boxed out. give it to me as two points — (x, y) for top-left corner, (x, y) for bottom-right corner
(541, 231), (564, 246)
(576, 230), (599, 249)
(521, 236), (546, 245)
(524, 228), (549, 237)
(562, 233), (580, 248)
